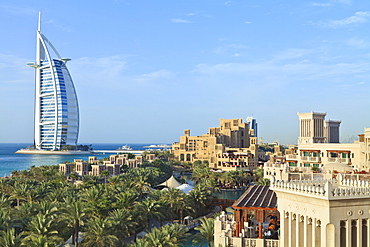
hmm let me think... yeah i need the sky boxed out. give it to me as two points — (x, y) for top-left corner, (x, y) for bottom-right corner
(0, 0), (370, 145)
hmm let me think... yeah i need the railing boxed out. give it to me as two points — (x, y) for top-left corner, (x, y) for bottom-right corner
(266, 239), (280, 247)
(243, 238), (257, 247)
(287, 155), (297, 160)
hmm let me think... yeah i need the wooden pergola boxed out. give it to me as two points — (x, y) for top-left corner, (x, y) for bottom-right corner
(232, 185), (278, 238)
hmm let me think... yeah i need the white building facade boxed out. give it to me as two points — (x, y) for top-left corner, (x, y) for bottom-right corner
(27, 13), (79, 150)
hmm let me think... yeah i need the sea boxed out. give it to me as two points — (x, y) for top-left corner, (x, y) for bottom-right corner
(0, 143), (159, 176)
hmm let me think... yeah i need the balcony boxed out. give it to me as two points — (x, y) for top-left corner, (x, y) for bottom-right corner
(327, 158), (351, 164)
(301, 156), (321, 162)
(286, 154), (297, 160)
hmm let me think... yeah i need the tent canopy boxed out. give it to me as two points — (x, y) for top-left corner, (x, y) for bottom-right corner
(159, 175), (182, 188)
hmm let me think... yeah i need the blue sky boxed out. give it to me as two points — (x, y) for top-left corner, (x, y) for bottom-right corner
(0, 0), (369, 144)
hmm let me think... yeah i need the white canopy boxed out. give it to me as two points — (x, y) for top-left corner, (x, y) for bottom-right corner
(159, 175), (182, 188)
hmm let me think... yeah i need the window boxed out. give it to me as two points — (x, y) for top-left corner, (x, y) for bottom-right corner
(352, 220), (357, 247)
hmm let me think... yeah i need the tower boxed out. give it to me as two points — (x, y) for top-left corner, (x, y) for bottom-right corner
(324, 120), (341, 143)
(27, 13), (79, 150)
(246, 116), (258, 137)
(297, 112), (326, 144)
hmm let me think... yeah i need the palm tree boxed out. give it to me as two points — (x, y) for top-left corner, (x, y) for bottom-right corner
(133, 176), (151, 199)
(62, 200), (86, 246)
(0, 192), (12, 208)
(192, 217), (215, 247)
(69, 173), (78, 184)
(109, 208), (136, 243)
(81, 217), (118, 247)
(101, 170), (110, 185)
(128, 238), (147, 247)
(255, 178), (270, 186)
(188, 185), (212, 217)
(161, 188), (192, 223)
(23, 214), (62, 246)
(22, 236), (51, 247)
(0, 208), (12, 231)
(134, 199), (164, 228)
(10, 183), (28, 207)
(113, 190), (139, 210)
(253, 168), (264, 181)
(0, 228), (22, 247)
(143, 224), (188, 247)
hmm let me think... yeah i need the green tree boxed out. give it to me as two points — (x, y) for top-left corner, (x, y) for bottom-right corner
(109, 208), (136, 243)
(62, 200), (86, 246)
(81, 217), (118, 247)
(0, 228), (22, 247)
(101, 170), (110, 185)
(143, 223), (188, 247)
(23, 214), (62, 246)
(134, 199), (165, 228)
(192, 217), (215, 247)
(69, 173), (78, 184)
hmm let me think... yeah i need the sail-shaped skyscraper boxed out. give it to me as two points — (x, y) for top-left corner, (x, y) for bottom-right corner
(27, 13), (79, 151)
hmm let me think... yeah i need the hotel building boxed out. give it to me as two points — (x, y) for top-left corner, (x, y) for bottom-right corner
(285, 112), (368, 170)
(172, 118), (260, 171)
(27, 13), (79, 150)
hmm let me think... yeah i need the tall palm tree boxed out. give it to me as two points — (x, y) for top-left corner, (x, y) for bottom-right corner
(133, 176), (151, 199)
(192, 217), (215, 247)
(188, 185), (212, 217)
(81, 217), (118, 247)
(134, 198), (164, 228)
(101, 170), (110, 185)
(161, 188), (191, 223)
(10, 183), (28, 207)
(62, 200), (86, 246)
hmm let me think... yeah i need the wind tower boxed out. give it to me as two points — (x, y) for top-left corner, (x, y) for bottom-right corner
(27, 12), (79, 150)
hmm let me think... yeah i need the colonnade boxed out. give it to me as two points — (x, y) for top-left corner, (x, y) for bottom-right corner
(281, 211), (322, 247)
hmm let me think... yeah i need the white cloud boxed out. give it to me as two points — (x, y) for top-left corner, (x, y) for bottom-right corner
(336, 0), (352, 4)
(347, 38), (369, 48)
(213, 44), (248, 56)
(315, 11), (370, 28)
(272, 48), (313, 61)
(137, 69), (176, 81)
(310, 3), (331, 7)
(171, 18), (192, 24)
(44, 19), (72, 32)
(0, 5), (36, 16)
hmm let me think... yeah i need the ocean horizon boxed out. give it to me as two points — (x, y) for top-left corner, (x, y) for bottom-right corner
(0, 143), (170, 176)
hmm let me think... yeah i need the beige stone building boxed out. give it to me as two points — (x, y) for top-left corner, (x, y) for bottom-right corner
(59, 153), (151, 177)
(283, 112), (370, 171)
(215, 175), (370, 247)
(59, 163), (73, 175)
(172, 118), (259, 171)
